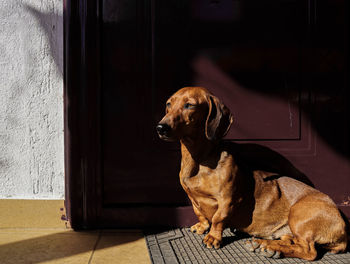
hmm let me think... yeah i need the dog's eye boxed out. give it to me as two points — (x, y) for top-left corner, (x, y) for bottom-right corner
(184, 103), (195, 109)
(166, 102), (171, 108)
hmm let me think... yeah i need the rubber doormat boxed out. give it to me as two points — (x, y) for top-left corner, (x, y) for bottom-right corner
(145, 228), (350, 264)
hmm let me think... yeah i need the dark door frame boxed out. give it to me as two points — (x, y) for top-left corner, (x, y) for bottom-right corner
(64, 0), (350, 229)
(64, 0), (101, 229)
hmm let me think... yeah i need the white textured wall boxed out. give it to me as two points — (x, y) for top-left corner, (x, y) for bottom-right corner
(0, 0), (64, 198)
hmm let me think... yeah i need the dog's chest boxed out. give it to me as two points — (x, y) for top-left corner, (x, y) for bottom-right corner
(182, 166), (229, 212)
(180, 151), (234, 218)
(182, 166), (220, 195)
(180, 151), (233, 197)
(181, 167), (227, 220)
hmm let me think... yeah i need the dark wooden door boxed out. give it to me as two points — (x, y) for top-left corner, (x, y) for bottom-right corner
(64, 0), (350, 229)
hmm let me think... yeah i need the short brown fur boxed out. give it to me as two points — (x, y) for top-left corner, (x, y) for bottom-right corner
(157, 87), (349, 261)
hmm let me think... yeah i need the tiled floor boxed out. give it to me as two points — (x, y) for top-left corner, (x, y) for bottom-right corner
(0, 229), (151, 264)
(0, 200), (151, 264)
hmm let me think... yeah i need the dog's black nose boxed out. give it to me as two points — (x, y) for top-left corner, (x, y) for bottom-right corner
(156, 123), (171, 136)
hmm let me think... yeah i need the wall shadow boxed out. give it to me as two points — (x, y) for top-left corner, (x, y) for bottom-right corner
(25, 4), (63, 77)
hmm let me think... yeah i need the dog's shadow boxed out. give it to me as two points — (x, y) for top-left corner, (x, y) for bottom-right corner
(225, 141), (314, 187)
(221, 230), (251, 248)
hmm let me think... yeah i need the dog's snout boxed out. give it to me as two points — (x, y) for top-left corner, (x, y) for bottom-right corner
(156, 123), (171, 136)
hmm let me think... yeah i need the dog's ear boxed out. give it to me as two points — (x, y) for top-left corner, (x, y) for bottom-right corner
(205, 95), (233, 141)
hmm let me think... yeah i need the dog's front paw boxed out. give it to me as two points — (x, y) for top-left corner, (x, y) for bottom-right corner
(203, 234), (221, 249)
(190, 222), (210, 235)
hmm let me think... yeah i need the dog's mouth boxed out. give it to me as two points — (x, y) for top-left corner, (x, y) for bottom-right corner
(157, 134), (176, 142)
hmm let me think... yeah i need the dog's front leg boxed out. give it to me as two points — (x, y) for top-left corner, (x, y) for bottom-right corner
(190, 204), (210, 234)
(203, 200), (232, 249)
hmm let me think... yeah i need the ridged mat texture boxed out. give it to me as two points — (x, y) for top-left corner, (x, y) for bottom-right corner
(145, 228), (350, 264)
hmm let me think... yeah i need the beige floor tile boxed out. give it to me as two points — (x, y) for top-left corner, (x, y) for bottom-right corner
(0, 229), (99, 264)
(0, 200), (68, 228)
(91, 231), (150, 264)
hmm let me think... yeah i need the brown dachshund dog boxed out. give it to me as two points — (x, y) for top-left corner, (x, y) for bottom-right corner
(156, 87), (349, 260)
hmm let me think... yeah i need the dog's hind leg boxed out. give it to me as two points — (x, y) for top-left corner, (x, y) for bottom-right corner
(251, 236), (317, 260)
(252, 193), (347, 260)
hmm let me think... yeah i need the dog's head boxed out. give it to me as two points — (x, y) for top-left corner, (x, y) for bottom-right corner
(156, 87), (233, 142)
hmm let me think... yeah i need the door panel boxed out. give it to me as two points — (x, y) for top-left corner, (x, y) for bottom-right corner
(154, 0), (303, 140)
